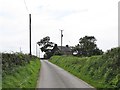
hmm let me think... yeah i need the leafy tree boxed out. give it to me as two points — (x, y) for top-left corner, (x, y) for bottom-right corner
(37, 36), (54, 58)
(73, 36), (103, 57)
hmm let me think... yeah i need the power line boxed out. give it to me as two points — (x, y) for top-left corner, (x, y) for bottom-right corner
(24, 0), (29, 13)
(24, 0), (32, 55)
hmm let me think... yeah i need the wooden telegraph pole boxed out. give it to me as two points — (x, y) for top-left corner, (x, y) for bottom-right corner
(29, 14), (32, 55)
(36, 43), (37, 56)
(60, 30), (63, 51)
(118, 2), (120, 47)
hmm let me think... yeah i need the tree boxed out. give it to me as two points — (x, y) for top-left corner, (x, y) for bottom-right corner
(37, 36), (54, 58)
(37, 36), (50, 46)
(73, 36), (103, 57)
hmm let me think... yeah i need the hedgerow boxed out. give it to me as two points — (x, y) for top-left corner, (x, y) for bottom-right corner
(2, 53), (38, 77)
(50, 47), (120, 88)
(2, 53), (41, 88)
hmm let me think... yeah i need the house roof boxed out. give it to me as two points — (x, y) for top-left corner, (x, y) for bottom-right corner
(57, 46), (71, 52)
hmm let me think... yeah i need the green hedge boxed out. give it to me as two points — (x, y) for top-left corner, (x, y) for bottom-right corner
(50, 47), (120, 88)
(2, 53), (41, 89)
(2, 53), (37, 76)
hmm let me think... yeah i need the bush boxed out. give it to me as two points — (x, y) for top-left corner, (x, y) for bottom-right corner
(50, 47), (120, 88)
(2, 53), (39, 77)
(2, 53), (41, 88)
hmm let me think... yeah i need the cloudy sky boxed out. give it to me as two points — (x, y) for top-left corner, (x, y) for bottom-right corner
(0, 0), (119, 56)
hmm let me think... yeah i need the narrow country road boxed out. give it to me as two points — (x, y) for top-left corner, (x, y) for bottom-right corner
(37, 60), (96, 89)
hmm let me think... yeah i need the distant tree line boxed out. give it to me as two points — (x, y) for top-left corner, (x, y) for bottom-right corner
(37, 36), (103, 58)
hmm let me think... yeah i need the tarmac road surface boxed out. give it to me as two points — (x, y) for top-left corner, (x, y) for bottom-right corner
(36, 60), (96, 89)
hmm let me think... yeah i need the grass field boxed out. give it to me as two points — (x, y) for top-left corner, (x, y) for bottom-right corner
(50, 47), (120, 89)
(2, 58), (41, 89)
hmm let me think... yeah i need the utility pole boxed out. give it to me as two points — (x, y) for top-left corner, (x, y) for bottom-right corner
(39, 50), (40, 58)
(20, 47), (21, 53)
(118, 2), (120, 47)
(36, 43), (37, 57)
(29, 14), (32, 55)
(60, 29), (63, 51)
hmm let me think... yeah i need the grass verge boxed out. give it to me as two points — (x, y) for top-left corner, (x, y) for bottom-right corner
(2, 58), (41, 89)
(49, 47), (120, 89)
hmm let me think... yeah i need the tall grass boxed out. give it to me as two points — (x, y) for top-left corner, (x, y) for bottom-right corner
(2, 53), (41, 89)
(50, 47), (120, 88)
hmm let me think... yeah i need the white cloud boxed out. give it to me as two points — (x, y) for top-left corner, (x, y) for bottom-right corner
(0, 0), (119, 56)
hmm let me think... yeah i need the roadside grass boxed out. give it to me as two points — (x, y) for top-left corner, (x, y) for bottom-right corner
(2, 58), (41, 89)
(0, 75), (1, 90)
(49, 47), (120, 89)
